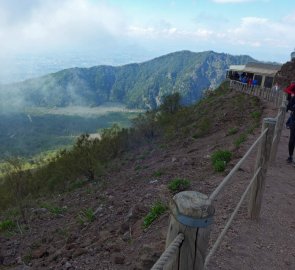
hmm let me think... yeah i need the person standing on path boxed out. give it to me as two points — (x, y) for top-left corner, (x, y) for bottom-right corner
(284, 82), (295, 163)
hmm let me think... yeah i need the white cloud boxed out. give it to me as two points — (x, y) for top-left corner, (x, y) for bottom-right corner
(225, 16), (294, 48)
(128, 24), (213, 40)
(0, 0), (294, 64)
(0, 0), (128, 54)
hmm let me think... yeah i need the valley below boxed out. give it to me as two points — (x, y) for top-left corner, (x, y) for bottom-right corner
(0, 103), (141, 161)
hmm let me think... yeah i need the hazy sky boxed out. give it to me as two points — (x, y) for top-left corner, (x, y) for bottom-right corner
(0, 0), (295, 76)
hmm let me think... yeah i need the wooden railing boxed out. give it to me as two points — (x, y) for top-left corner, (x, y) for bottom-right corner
(229, 80), (284, 107)
(151, 81), (287, 270)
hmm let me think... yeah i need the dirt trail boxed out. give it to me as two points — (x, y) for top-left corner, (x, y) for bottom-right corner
(208, 116), (295, 269)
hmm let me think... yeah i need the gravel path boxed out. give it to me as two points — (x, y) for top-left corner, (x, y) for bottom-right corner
(207, 120), (295, 269)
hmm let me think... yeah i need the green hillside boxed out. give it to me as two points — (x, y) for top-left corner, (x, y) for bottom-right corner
(0, 51), (255, 110)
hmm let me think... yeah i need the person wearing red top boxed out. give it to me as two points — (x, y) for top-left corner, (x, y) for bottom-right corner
(284, 82), (295, 163)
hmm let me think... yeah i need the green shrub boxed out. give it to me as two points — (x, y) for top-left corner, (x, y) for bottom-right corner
(213, 160), (226, 172)
(78, 208), (95, 225)
(68, 179), (85, 191)
(152, 170), (164, 177)
(22, 253), (32, 264)
(251, 111), (261, 120)
(143, 202), (167, 228)
(159, 93), (181, 114)
(0, 219), (16, 232)
(211, 150), (232, 172)
(134, 165), (141, 171)
(246, 125), (256, 135)
(168, 178), (190, 192)
(40, 203), (65, 215)
(227, 127), (239, 135)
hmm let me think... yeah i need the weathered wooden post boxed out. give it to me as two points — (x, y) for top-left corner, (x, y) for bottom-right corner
(274, 90), (280, 107)
(270, 106), (286, 163)
(254, 86), (258, 96)
(267, 88), (271, 101)
(164, 191), (214, 270)
(258, 87), (262, 98)
(248, 118), (276, 219)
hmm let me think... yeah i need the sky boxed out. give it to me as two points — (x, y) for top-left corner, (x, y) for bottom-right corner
(1, 0), (295, 82)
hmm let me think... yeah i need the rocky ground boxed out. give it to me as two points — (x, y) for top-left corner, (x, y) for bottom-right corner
(0, 89), (293, 270)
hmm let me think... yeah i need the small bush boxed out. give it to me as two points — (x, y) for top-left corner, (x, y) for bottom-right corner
(143, 202), (167, 228)
(251, 111), (261, 120)
(40, 203), (65, 215)
(168, 178), (190, 192)
(22, 253), (32, 265)
(68, 179), (85, 191)
(211, 150), (232, 172)
(134, 165), (141, 171)
(152, 170), (164, 177)
(227, 127), (239, 135)
(0, 219), (16, 232)
(78, 208), (95, 225)
(246, 125), (256, 135)
(159, 93), (181, 114)
(213, 160), (226, 172)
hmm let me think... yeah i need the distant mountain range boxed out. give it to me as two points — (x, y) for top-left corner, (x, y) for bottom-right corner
(0, 50), (255, 110)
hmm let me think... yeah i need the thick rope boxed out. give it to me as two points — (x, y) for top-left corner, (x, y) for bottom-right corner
(210, 128), (268, 200)
(205, 167), (261, 268)
(151, 233), (184, 270)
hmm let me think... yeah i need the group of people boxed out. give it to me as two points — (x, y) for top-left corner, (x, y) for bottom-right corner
(231, 72), (258, 86)
(285, 82), (295, 163)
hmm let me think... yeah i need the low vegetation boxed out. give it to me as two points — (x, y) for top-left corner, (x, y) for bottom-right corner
(0, 110), (137, 159)
(77, 208), (95, 225)
(0, 82), (263, 212)
(168, 178), (191, 193)
(0, 219), (16, 232)
(227, 127), (239, 135)
(40, 203), (65, 215)
(211, 150), (232, 172)
(234, 133), (247, 148)
(143, 202), (167, 229)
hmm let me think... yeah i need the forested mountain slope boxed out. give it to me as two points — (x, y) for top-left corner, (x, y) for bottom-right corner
(0, 51), (255, 110)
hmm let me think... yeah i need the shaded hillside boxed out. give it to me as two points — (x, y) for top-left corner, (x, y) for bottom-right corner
(0, 51), (255, 110)
(0, 82), (267, 269)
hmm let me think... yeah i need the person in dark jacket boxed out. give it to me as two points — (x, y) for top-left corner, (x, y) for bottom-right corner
(284, 82), (295, 163)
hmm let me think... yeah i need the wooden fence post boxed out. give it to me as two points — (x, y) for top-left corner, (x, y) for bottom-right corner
(248, 118), (276, 219)
(270, 106), (286, 163)
(164, 191), (214, 270)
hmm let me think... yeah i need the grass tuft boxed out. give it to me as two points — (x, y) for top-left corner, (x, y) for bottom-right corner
(234, 133), (247, 148)
(143, 202), (167, 228)
(211, 150), (232, 172)
(168, 178), (190, 193)
(78, 208), (95, 225)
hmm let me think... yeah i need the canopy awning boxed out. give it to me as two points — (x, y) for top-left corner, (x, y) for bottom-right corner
(228, 62), (282, 76)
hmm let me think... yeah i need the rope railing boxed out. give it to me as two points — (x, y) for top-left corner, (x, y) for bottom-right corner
(205, 167), (262, 267)
(151, 233), (184, 270)
(209, 128), (268, 201)
(151, 81), (286, 270)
